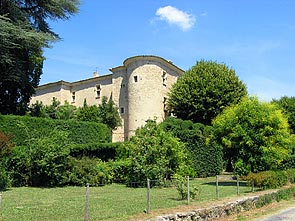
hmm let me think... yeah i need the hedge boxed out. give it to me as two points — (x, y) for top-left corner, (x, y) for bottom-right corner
(0, 115), (111, 145)
(244, 169), (295, 190)
(69, 142), (122, 161)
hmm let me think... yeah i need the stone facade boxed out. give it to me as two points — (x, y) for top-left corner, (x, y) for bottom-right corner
(31, 55), (184, 142)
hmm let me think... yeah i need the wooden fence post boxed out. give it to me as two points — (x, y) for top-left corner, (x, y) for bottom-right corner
(237, 175), (240, 196)
(216, 175), (219, 200)
(84, 183), (90, 221)
(147, 179), (151, 214)
(187, 176), (190, 205)
(252, 179), (255, 192)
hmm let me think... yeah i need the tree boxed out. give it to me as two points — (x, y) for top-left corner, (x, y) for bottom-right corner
(0, 0), (80, 115)
(123, 120), (190, 186)
(97, 96), (122, 130)
(213, 97), (295, 175)
(167, 60), (247, 125)
(75, 100), (101, 122)
(272, 96), (295, 134)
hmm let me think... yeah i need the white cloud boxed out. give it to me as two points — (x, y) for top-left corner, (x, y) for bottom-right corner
(155, 6), (195, 31)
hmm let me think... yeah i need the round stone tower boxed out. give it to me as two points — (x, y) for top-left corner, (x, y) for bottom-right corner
(111, 55), (184, 141)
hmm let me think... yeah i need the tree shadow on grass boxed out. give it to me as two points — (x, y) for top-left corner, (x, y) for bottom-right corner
(202, 181), (248, 187)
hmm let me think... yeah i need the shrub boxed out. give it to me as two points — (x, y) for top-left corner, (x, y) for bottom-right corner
(69, 142), (121, 161)
(0, 115), (111, 146)
(6, 130), (71, 187)
(175, 175), (200, 200)
(0, 164), (10, 190)
(68, 157), (113, 186)
(244, 170), (288, 190)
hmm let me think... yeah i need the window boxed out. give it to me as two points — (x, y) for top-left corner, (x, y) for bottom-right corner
(162, 71), (167, 86)
(120, 107), (125, 114)
(96, 84), (101, 98)
(134, 76), (138, 83)
(71, 92), (76, 103)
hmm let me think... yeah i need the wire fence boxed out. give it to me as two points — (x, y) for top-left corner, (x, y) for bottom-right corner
(0, 175), (257, 221)
(83, 174), (256, 220)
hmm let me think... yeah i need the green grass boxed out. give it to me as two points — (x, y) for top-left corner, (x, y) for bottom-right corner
(0, 177), (252, 221)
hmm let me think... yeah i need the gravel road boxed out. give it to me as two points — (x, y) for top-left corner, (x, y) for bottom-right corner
(258, 207), (295, 221)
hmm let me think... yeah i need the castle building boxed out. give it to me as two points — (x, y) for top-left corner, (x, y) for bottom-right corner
(31, 55), (184, 142)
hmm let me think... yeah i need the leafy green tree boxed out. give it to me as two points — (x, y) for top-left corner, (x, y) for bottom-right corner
(0, 0), (80, 115)
(213, 97), (295, 175)
(56, 101), (76, 120)
(75, 101), (101, 122)
(167, 60), (247, 125)
(272, 96), (295, 133)
(97, 96), (122, 130)
(123, 120), (190, 185)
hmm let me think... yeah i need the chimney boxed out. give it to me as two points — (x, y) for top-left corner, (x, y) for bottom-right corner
(93, 71), (99, 77)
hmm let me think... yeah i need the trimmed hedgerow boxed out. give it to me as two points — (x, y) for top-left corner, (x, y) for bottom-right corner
(243, 170), (295, 190)
(0, 115), (111, 145)
(69, 142), (122, 161)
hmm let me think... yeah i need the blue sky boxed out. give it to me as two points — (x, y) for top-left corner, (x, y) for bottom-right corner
(42, 0), (295, 101)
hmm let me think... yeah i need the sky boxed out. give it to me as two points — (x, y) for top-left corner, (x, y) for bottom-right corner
(42, 0), (295, 101)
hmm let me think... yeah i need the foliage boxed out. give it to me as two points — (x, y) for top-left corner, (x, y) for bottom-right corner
(244, 170), (289, 190)
(68, 157), (113, 186)
(6, 130), (71, 187)
(0, 114), (111, 145)
(69, 142), (121, 161)
(174, 175), (200, 200)
(272, 96), (295, 133)
(0, 130), (14, 190)
(167, 60), (247, 125)
(30, 96), (121, 129)
(123, 120), (190, 186)
(0, 164), (10, 190)
(75, 102), (101, 122)
(0, 130), (14, 157)
(213, 97), (295, 175)
(55, 101), (76, 120)
(97, 96), (122, 130)
(161, 117), (223, 177)
(0, 0), (80, 115)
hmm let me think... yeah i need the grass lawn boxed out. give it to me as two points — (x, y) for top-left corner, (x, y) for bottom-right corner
(0, 177), (253, 221)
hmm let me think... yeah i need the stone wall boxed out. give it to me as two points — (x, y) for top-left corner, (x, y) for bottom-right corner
(153, 189), (284, 221)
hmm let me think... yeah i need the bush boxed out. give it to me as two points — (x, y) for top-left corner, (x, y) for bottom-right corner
(244, 170), (288, 190)
(175, 175), (200, 200)
(6, 130), (72, 187)
(0, 165), (10, 190)
(0, 115), (111, 146)
(107, 160), (131, 183)
(68, 157), (113, 186)
(69, 142), (122, 161)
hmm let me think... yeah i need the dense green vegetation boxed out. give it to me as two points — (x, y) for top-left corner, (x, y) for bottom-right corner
(0, 114), (111, 145)
(29, 96), (122, 130)
(167, 60), (247, 125)
(213, 97), (295, 175)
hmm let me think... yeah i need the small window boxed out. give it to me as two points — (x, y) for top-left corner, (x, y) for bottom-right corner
(71, 92), (76, 103)
(120, 107), (125, 114)
(96, 84), (101, 98)
(134, 76), (138, 83)
(162, 71), (167, 86)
